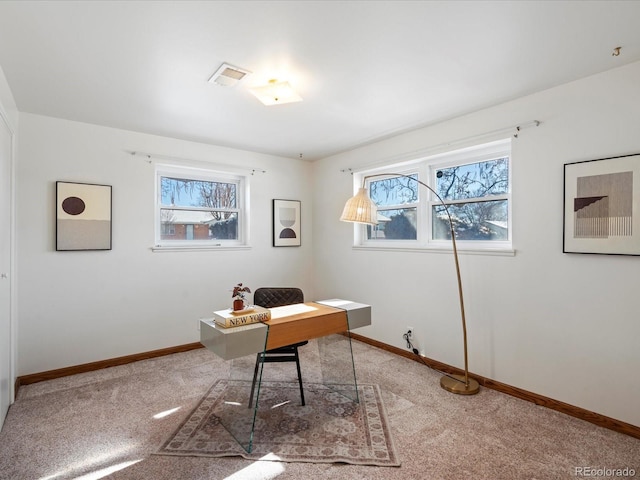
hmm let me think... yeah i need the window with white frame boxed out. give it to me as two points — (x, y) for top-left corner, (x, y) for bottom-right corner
(366, 172), (420, 242)
(357, 139), (512, 251)
(155, 165), (248, 249)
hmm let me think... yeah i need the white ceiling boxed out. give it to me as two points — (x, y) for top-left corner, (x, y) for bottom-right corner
(1, 1), (639, 161)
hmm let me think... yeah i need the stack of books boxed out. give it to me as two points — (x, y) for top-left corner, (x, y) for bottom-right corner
(213, 305), (271, 328)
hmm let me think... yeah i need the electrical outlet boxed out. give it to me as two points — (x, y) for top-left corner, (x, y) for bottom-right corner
(406, 326), (414, 336)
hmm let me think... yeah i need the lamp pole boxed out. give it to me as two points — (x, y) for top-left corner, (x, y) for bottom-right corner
(346, 173), (479, 395)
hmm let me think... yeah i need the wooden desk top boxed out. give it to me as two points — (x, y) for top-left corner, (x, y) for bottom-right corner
(200, 299), (370, 360)
(264, 302), (348, 350)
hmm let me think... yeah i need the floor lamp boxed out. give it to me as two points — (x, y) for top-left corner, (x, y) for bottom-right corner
(340, 173), (480, 395)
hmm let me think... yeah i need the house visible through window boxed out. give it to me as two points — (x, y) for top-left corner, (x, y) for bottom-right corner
(155, 165), (248, 249)
(357, 139), (512, 251)
(161, 223), (176, 236)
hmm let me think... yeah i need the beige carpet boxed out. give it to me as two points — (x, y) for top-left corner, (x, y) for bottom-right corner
(1, 340), (639, 479)
(156, 380), (400, 466)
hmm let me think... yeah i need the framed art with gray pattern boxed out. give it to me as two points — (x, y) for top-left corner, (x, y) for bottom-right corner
(563, 154), (640, 255)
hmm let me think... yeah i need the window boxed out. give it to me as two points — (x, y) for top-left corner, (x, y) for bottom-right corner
(431, 155), (509, 242)
(356, 139), (512, 252)
(367, 174), (419, 241)
(155, 165), (248, 249)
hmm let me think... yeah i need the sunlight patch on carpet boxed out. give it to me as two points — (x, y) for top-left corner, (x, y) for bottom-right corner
(223, 461), (286, 480)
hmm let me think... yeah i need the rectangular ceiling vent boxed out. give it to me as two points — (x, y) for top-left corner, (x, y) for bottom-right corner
(208, 63), (251, 87)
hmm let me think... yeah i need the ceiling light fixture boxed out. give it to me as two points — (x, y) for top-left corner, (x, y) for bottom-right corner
(208, 63), (251, 87)
(248, 79), (302, 106)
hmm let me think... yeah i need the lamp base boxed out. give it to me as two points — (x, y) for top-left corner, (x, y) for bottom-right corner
(440, 374), (480, 395)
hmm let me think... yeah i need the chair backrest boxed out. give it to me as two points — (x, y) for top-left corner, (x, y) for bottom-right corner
(254, 287), (304, 308)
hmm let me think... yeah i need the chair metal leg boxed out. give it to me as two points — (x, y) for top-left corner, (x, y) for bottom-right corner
(249, 348), (306, 408)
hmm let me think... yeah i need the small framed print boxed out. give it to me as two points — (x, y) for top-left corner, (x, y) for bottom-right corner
(56, 181), (112, 251)
(273, 199), (301, 247)
(563, 153), (640, 255)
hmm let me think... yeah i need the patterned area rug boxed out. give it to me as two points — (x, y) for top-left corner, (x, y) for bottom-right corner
(157, 380), (400, 466)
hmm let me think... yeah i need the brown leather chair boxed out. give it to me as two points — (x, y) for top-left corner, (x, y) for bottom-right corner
(249, 287), (306, 407)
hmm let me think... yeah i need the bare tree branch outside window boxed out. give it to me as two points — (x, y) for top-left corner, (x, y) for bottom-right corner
(434, 157), (509, 240)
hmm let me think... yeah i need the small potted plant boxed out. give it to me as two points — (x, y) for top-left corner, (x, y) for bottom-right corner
(232, 283), (251, 311)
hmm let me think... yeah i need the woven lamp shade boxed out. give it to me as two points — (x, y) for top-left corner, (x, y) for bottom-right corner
(340, 188), (378, 225)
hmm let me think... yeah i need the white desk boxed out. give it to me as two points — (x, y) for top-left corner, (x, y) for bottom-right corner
(199, 299), (371, 453)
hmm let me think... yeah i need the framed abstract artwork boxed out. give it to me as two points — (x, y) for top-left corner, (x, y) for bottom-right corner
(56, 181), (112, 251)
(273, 199), (301, 247)
(563, 153), (640, 255)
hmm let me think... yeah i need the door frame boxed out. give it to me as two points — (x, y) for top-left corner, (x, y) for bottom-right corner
(0, 103), (16, 422)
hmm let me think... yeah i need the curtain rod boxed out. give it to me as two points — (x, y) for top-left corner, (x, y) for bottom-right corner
(126, 150), (267, 175)
(340, 120), (540, 174)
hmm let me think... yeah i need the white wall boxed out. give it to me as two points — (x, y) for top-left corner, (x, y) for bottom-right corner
(16, 114), (314, 375)
(312, 61), (640, 427)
